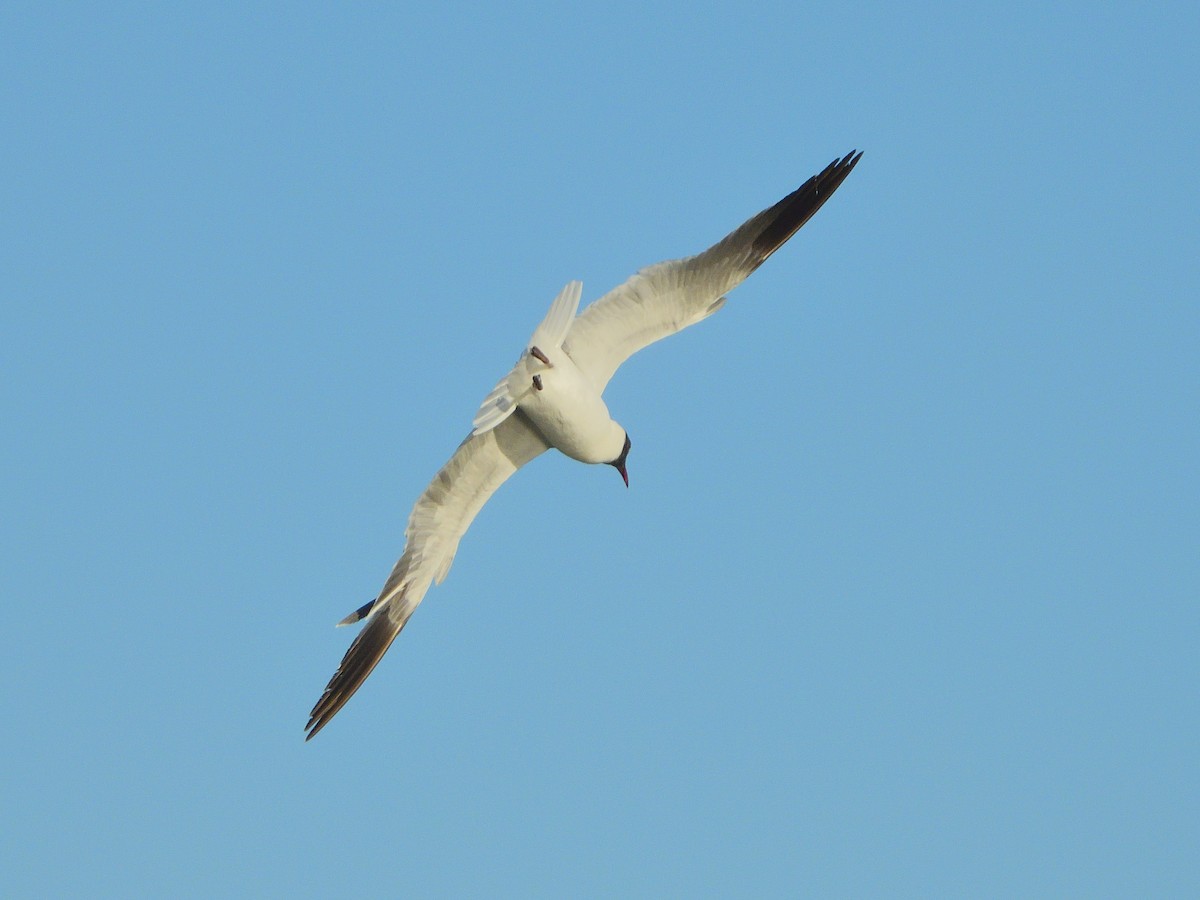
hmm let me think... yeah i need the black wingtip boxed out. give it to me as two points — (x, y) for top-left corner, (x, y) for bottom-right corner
(749, 149), (863, 267)
(305, 607), (407, 740)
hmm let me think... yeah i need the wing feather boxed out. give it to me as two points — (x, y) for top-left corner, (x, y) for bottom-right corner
(305, 412), (549, 738)
(563, 151), (862, 392)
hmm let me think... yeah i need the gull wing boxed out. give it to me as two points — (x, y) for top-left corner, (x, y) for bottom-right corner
(563, 151), (861, 392)
(306, 411), (549, 739)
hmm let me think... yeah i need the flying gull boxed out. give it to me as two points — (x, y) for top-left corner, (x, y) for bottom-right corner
(306, 150), (862, 739)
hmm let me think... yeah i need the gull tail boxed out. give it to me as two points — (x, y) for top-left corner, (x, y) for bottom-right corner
(472, 280), (583, 436)
(305, 594), (417, 740)
(531, 279), (582, 349)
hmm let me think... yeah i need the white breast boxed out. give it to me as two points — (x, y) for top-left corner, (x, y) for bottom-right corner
(515, 347), (625, 464)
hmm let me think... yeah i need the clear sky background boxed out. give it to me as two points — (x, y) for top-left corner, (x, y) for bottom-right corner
(3, 3), (1197, 897)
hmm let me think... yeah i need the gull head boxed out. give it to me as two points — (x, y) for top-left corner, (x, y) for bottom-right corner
(608, 432), (632, 487)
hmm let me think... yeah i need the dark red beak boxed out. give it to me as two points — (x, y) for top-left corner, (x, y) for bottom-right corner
(608, 432), (631, 488)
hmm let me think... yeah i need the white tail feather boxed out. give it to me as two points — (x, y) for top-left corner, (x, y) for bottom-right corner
(531, 280), (582, 349)
(471, 281), (583, 435)
(472, 375), (519, 435)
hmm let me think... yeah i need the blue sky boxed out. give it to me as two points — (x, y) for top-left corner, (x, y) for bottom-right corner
(3, 2), (1197, 896)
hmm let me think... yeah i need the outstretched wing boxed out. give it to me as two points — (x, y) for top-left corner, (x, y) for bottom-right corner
(306, 411), (549, 739)
(563, 151), (861, 392)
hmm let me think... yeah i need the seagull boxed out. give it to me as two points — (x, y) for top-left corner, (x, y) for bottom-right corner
(306, 150), (862, 739)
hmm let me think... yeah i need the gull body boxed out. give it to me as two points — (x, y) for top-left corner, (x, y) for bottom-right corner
(306, 151), (862, 739)
(519, 350), (628, 467)
(475, 280), (628, 467)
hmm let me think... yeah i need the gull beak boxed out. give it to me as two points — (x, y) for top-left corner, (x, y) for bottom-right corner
(615, 458), (629, 488)
(609, 432), (631, 488)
